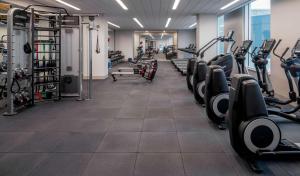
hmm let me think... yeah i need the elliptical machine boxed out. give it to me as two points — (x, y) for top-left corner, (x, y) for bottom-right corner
(251, 39), (277, 97)
(192, 31), (235, 104)
(186, 58), (196, 91)
(228, 39), (300, 173)
(204, 40), (253, 129)
(249, 39), (300, 122)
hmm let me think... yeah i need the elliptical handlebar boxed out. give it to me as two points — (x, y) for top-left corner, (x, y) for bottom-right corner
(273, 39), (290, 63)
(250, 47), (258, 58)
(198, 31), (235, 59)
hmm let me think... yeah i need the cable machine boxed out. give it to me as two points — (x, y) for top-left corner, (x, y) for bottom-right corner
(4, 5), (88, 115)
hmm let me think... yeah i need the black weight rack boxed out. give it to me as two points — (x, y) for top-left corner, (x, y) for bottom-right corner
(30, 7), (62, 105)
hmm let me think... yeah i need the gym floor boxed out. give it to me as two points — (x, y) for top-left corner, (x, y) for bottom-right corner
(0, 61), (299, 176)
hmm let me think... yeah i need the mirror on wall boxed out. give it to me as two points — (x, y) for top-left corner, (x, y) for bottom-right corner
(134, 31), (177, 60)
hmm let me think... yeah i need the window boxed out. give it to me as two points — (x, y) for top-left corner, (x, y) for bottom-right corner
(245, 0), (271, 69)
(217, 15), (224, 54)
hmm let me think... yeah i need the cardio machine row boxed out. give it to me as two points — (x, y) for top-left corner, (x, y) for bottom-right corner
(184, 31), (300, 173)
(171, 44), (196, 75)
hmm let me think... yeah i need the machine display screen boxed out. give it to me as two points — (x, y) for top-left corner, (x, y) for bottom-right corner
(242, 40), (252, 51)
(294, 39), (300, 55)
(227, 31), (234, 39)
(264, 40), (275, 52)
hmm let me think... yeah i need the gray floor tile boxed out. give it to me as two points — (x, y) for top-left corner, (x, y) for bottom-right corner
(172, 106), (204, 118)
(83, 153), (136, 176)
(29, 154), (92, 176)
(175, 117), (213, 132)
(97, 132), (140, 152)
(11, 132), (66, 152)
(0, 153), (48, 176)
(178, 132), (224, 153)
(117, 106), (146, 118)
(146, 108), (173, 118)
(0, 132), (33, 152)
(139, 132), (180, 152)
(143, 118), (176, 132)
(45, 118), (113, 132)
(134, 153), (185, 176)
(182, 153), (239, 176)
(54, 132), (105, 152)
(110, 118), (143, 132)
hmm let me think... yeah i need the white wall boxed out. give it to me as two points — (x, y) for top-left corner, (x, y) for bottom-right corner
(224, 8), (244, 49)
(133, 32), (140, 57)
(82, 15), (108, 79)
(115, 30), (134, 60)
(224, 8), (244, 74)
(177, 29), (196, 58)
(196, 14), (218, 61)
(270, 0), (300, 97)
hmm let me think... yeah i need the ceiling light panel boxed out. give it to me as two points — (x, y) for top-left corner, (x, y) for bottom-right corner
(56, 0), (81, 11)
(165, 18), (171, 28)
(115, 0), (128, 10)
(108, 21), (120, 28)
(133, 18), (144, 28)
(172, 0), (181, 10)
(189, 23), (197, 28)
(220, 0), (240, 10)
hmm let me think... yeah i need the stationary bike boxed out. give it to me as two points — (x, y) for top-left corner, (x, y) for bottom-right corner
(191, 31), (235, 105)
(204, 40), (253, 129)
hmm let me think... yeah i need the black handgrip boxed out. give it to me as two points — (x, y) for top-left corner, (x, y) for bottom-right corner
(272, 39), (289, 63)
(250, 47), (258, 58)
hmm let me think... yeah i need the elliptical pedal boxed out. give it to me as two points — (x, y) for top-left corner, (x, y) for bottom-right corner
(217, 123), (226, 130)
(247, 160), (263, 174)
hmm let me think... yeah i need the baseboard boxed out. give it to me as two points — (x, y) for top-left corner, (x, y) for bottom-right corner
(83, 75), (108, 80)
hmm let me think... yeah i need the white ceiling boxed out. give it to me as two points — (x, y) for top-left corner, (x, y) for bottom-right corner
(5, 0), (251, 30)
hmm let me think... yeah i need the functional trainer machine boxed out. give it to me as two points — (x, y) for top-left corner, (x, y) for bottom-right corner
(3, 5), (90, 115)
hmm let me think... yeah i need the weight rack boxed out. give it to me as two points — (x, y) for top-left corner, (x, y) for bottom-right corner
(30, 7), (62, 105)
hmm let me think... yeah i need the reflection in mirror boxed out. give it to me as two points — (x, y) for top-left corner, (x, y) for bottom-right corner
(134, 31), (178, 61)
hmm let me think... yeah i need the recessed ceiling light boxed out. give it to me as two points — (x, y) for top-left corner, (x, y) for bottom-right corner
(107, 21), (120, 28)
(189, 23), (197, 28)
(172, 0), (181, 10)
(165, 18), (171, 28)
(133, 18), (144, 28)
(220, 0), (240, 10)
(56, 0), (81, 10)
(149, 34), (154, 39)
(115, 0), (128, 10)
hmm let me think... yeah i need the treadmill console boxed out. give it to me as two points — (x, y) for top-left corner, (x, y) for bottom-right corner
(294, 39), (300, 56)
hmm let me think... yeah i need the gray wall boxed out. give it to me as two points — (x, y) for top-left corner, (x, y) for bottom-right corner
(270, 0), (300, 97)
(177, 29), (196, 59)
